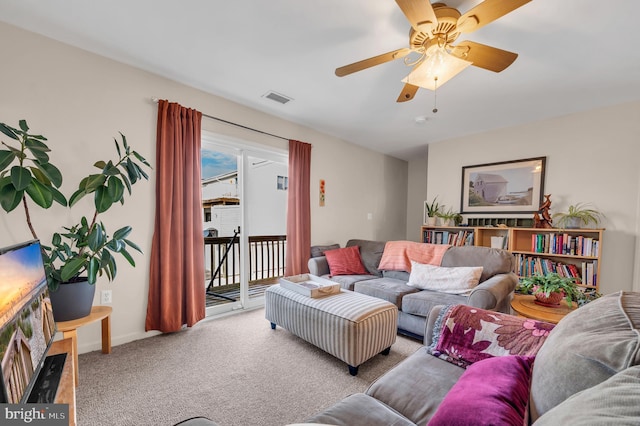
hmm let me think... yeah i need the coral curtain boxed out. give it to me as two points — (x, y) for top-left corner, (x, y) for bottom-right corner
(285, 140), (312, 276)
(146, 100), (205, 333)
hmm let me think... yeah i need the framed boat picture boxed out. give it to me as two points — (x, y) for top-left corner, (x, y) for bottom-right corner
(460, 157), (546, 214)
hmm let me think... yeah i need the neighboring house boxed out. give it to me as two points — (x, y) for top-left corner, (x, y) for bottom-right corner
(202, 171), (238, 201)
(202, 162), (288, 283)
(202, 171), (240, 238)
(201, 162), (288, 238)
(204, 204), (240, 238)
(472, 173), (508, 203)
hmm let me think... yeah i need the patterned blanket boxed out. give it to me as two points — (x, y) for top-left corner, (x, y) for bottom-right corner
(428, 304), (555, 368)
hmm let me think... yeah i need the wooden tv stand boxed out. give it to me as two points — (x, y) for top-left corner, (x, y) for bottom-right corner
(48, 338), (76, 426)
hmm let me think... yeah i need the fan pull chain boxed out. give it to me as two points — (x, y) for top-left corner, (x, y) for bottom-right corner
(432, 76), (438, 114)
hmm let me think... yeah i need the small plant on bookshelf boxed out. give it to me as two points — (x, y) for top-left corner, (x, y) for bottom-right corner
(553, 203), (604, 229)
(424, 197), (441, 225)
(436, 207), (462, 226)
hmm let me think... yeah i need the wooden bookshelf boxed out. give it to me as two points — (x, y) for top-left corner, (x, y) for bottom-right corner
(421, 225), (604, 291)
(510, 227), (603, 291)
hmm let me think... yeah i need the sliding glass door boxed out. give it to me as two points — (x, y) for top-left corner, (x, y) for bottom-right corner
(201, 133), (287, 316)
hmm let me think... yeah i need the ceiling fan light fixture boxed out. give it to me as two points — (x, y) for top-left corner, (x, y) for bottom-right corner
(402, 46), (472, 90)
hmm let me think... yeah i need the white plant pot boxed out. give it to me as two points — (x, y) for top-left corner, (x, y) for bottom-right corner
(426, 217), (437, 226)
(565, 217), (582, 229)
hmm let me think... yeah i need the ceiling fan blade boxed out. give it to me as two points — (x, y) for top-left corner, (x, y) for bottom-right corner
(395, 0), (438, 34)
(397, 83), (420, 103)
(457, 0), (531, 33)
(450, 41), (518, 72)
(335, 48), (411, 77)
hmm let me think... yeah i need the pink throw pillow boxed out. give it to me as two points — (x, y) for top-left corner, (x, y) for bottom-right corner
(428, 355), (534, 426)
(324, 246), (368, 276)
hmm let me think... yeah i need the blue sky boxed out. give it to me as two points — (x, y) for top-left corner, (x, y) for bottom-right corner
(201, 149), (237, 179)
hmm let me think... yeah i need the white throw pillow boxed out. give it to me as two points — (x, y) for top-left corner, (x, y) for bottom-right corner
(408, 261), (483, 294)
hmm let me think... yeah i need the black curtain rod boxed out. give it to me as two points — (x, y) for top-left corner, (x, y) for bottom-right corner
(201, 112), (289, 142)
(152, 98), (290, 142)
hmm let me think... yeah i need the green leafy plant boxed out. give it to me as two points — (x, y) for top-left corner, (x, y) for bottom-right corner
(552, 203), (604, 229)
(517, 273), (585, 306)
(0, 119), (150, 290)
(425, 197), (441, 218)
(436, 207), (462, 223)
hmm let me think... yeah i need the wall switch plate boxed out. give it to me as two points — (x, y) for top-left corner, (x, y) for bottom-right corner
(367, 213), (373, 220)
(101, 289), (112, 304)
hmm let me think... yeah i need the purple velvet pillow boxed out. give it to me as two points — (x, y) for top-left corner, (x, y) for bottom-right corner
(428, 355), (534, 426)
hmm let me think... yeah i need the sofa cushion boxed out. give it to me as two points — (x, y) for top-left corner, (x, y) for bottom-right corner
(346, 239), (386, 277)
(382, 270), (410, 281)
(534, 365), (640, 426)
(408, 261), (483, 294)
(354, 277), (420, 309)
(324, 246), (368, 276)
(441, 245), (513, 282)
(529, 291), (640, 422)
(305, 393), (415, 426)
(321, 274), (376, 291)
(428, 355), (534, 426)
(366, 346), (464, 425)
(428, 305), (554, 369)
(378, 241), (449, 272)
(402, 290), (466, 318)
(310, 243), (340, 258)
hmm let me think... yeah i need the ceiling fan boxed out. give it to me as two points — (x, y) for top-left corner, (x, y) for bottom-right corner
(335, 0), (532, 102)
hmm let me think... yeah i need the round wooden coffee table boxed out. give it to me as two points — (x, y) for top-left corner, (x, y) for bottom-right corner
(510, 294), (576, 324)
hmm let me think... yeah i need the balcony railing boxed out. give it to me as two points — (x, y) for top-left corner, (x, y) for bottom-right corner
(204, 234), (287, 289)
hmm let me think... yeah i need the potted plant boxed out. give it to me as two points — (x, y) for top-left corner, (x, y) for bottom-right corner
(424, 197), (441, 226)
(0, 119), (150, 321)
(552, 203), (604, 229)
(517, 272), (583, 307)
(437, 207), (461, 227)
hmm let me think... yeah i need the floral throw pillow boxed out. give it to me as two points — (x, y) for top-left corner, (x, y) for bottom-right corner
(428, 304), (555, 369)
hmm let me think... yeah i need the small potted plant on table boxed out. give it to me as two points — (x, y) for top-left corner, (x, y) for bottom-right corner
(517, 273), (583, 307)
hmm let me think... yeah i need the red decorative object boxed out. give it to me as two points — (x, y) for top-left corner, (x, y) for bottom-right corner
(534, 291), (564, 307)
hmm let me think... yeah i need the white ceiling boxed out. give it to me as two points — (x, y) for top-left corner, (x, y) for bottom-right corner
(1, 0), (639, 160)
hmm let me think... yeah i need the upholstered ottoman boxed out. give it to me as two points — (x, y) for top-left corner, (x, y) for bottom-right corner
(265, 284), (398, 375)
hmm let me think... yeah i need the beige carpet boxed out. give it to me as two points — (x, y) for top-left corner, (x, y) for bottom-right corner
(76, 307), (422, 426)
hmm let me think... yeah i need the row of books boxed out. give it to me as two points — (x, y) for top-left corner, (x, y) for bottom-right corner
(423, 230), (474, 246)
(515, 253), (598, 286)
(529, 233), (599, 257)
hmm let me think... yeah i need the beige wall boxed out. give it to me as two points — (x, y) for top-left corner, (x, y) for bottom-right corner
(0, 22), (409, 352)
(426, 101), (640, 295)
(406, 152), (428, 241)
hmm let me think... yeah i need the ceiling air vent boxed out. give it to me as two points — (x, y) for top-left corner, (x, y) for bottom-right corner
(262, 91), (293, 105)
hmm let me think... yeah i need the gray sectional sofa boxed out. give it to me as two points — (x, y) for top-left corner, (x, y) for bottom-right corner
(307, 291), (640, 425)
(308, 239), (517, 338)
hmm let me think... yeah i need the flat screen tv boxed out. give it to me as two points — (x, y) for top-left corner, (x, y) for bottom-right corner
(0, 239), (57, 403)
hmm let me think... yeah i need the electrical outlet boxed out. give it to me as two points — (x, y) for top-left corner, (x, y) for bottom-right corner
(101, 290), (112, 304)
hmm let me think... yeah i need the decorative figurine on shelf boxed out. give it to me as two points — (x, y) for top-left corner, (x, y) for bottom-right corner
(534, 194), (553, 228)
